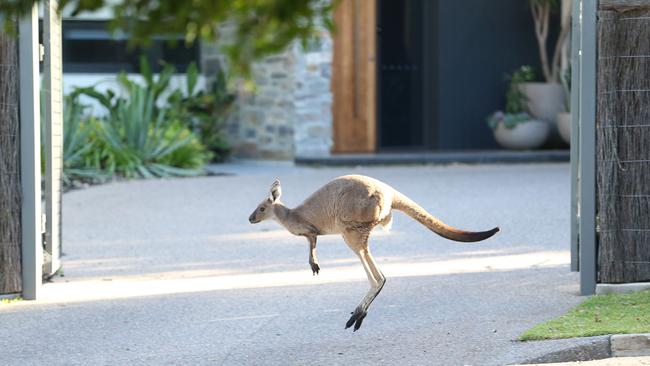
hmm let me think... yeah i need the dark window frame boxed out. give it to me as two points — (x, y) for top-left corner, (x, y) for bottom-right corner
(61, 20), (201, 74)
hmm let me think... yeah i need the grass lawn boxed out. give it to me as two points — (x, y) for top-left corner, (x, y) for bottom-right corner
(0, 297), (22, 305)
(521, 290), (650, 341)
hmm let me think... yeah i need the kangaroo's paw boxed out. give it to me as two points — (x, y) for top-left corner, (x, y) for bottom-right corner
(310, 261), (320, 275)
(345, 307), (367, 332)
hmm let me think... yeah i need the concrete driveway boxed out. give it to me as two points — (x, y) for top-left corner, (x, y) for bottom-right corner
(1, 162), (586, 365)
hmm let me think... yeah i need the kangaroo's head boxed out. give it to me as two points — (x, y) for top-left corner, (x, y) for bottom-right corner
(249, 179), (282, 224)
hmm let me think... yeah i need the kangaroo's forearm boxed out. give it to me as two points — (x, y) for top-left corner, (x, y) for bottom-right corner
(309, 237), (317, 261)
(308, 236), (320, 275)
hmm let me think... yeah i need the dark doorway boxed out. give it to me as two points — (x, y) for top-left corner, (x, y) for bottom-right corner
(377, 0), (436, 150)
(376, 0), (542, 151)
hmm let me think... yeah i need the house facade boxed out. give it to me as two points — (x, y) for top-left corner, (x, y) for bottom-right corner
(59, 0), (543, 160)
(231, 0), (545, 158)
(57, 7), (333, 160)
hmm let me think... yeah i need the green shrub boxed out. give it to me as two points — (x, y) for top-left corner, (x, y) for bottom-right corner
(486, 111), (534, 131)
(49, 56), (232, 183)
(77, 75), (210, 178)
(485, 66), (537, 131)
(505, 65), (535, 114)
(160, 122), (213, 171)
(61, 94), (107, 184)
(41, 91), (106, 186)
(166, 62), (235, 161)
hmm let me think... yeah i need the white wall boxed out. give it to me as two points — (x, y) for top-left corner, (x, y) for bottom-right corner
(63, 73), (207, 116)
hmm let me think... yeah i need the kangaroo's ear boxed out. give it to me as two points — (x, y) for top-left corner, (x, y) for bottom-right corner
(270, 179), (282, 202)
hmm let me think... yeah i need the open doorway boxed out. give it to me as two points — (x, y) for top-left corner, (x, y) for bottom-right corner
(377, 0), (436, 150)
(375, 0), (541, 152)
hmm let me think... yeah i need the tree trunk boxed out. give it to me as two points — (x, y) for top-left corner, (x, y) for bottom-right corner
(0, 28), (23, 294)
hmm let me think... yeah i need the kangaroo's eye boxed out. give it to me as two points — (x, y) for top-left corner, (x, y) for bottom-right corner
(259, 207), (265, 212)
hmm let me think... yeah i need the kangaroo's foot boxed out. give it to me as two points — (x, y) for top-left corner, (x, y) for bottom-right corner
(310, 260), (320, 275)
(345, 306), (367, 331)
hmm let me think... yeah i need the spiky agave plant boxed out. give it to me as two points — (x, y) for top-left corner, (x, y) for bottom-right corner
(78, 68), (209, 179)
(166, 62), (235, 161)
(61, 94), (107, 185)
(41, 90), (106, 186)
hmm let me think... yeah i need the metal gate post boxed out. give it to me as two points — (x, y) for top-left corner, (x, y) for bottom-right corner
(19, 3), (42, 300)
(570, 0), (582, 272)
(578, 0), (598, 296)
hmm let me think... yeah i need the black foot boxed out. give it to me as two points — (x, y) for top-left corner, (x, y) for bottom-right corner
(310, 262), (320, 275)
(345, 307), (367, 331)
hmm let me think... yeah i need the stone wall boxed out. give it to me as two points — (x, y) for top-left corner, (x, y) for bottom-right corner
(201, 31), (333, 160)
(293, 34), (333, 158)
(230, 48), (299, 159)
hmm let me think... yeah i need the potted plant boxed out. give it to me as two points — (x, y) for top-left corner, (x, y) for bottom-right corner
(520, 0), (571, 125)
(487, 66), (550, 150)
(556, 68), (571, 144)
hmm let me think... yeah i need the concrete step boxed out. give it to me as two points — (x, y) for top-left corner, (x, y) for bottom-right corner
(296, 149), (570, 166)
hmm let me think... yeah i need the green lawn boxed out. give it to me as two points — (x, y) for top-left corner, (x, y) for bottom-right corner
(0, 297), (22, 305)
(520, 290), (650, 341)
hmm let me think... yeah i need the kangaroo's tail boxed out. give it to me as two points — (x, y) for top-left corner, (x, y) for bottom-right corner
(391, 190), (499, 243)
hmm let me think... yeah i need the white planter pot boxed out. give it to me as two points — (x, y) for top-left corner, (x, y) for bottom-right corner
(519, 82), (566, 146)
(556, 112), (571, 145)
(493, 120), (550, 150)
(519, 82), (566, 122)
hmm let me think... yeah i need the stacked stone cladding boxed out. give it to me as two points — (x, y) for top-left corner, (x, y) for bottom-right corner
(201, 30), (333, 159)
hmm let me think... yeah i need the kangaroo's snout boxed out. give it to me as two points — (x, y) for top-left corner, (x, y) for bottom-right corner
(249, 180), (281, 224)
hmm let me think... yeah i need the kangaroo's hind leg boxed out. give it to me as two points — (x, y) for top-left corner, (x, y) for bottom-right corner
(342, 229), (386, 331)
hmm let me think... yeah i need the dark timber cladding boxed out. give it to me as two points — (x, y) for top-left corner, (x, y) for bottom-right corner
(597, 1), (650, 283)
(0, 29), (22, 294)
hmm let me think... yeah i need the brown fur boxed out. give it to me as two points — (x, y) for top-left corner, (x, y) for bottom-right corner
(249, 175), (499, 331)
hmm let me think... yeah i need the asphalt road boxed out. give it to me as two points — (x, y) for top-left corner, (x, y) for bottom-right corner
(1, 162), (587, 365)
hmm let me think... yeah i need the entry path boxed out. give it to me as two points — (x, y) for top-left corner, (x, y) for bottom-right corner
(1, 162), (587, 365)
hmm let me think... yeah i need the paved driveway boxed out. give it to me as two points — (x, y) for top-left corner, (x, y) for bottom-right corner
(1, 162), (586, 365)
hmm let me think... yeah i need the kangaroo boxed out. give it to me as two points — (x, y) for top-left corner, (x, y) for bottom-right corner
(248, 175), (499, 331)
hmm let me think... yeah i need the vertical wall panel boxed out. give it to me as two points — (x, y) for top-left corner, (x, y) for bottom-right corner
(331, 0), (376, 153)
(44, 0), (63, 275)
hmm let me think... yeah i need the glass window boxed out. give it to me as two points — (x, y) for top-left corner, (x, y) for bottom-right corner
(61, 21), (200, 73)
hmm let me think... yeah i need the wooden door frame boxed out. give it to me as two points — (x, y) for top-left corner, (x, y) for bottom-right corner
(331, 0), (377, 153)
